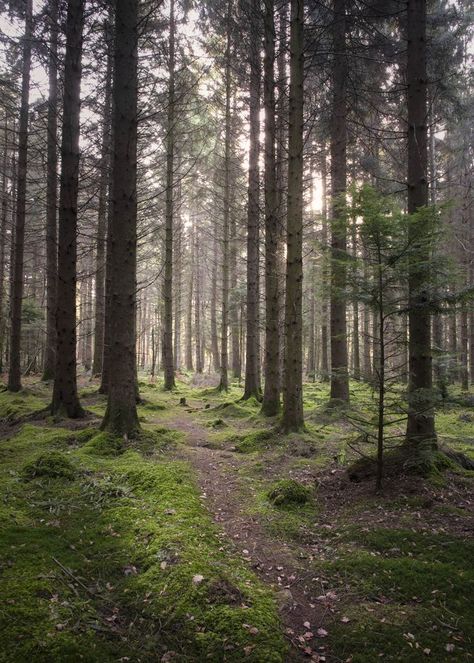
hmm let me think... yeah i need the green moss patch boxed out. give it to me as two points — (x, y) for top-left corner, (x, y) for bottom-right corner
(21, 451), (76, 481)
(267, 479), (311, 506)
(0, 423), (286, 662)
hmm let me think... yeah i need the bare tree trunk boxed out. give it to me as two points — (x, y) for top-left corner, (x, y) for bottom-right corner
(194, 221), (203, 373)
(210, 232), (220, 372)
(218, 4), (232, 391)
(8, 0), (32, 392)
(51, 0), (85, 417)
(0, 118), (10, 373)
(261, 0), (280, 414)
(174, 205), (182, 371)
(405, 0), (436, 447)
(102, 0), (139, 436)
(93, 25), (112, 377)
(243, 0), (261, 400)
(163, 0), (176, 390)
(282, 0), (304, 432)
(185, 231), (193, 370)
(329, 0), (350, 404)
(42, 0), (59, 381)
(320, 149), (329, 380)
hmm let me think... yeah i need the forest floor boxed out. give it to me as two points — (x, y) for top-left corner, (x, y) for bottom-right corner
(0, 375), (473, 662)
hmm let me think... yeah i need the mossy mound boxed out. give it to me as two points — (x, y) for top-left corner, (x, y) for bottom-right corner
(207, 418), (228, 429)
(267, 479), (310, 506)
(234, 429), (275, 453)
(214, 401), (253, 418)
(81, 432), (124, 457)
(347, 445), (467, 484)
(21, 451), (76, 481)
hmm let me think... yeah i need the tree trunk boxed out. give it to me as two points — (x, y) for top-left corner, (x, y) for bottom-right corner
(194, 221), (203, 373)
(405, 0), (436, 446)
(320, 148), (329, 380)
(210, 232), (220, 372)
(281, 0), (304, 432)
(7, 0), (32, 392)
(51, 0), (85, 417)
(218, 5), (232, 391)
(92, 25), (112, 377)
(162, 0), (176, 390)
(329, 0), (350, 404)
(185, 230), (193, 371)
(243, 0), (261, 400)
(261, 0), (280, 415)
(101, 0), (139, 436)
(42, 0), (59, 381)
(0, 118), (10, 373)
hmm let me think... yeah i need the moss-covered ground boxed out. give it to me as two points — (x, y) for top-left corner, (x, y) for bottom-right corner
(0, 375), (473, 661)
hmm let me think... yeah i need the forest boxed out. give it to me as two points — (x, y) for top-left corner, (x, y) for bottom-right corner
(0, 0), (473, 660)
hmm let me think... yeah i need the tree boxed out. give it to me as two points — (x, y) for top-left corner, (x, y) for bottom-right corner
(261, 0), (280, 415)
(42, 0), (58, 381)
(162, 0), (176, 390)
(329, 0), (349, 404)
(92, 21), (113, 378)
(7, 0), (33, 392)
(281, 0), (304, 432)
(405, 0), (436, 449)
(51, 0), (85, 417)
(243, 0), (261, 401)
(101, 0), (139, 436)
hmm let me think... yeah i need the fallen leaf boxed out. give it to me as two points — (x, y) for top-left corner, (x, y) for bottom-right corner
(317, 628), (328, 637)
(192, 574), (204, 585)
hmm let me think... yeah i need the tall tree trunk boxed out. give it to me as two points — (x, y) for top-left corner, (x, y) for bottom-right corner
(101, 0), (139, 436)
(174, 206), (182, 371)
(42, 0), (59, 381)
(194, 221), (203, 373)
(218, 4), (232, 391)
(261, 0), (280, 414)
(320, 149), (329, 380)
(51, 0), (85, 417)
(281, 0), (304, 432)
(163, 0), (176, 390)
(210, 232), (220, 372)
(185, 231), (193, 371)
(7, 0), (32, 392)
(0, 118), (10, 373)
(329, 0), (350, 404)
(93, 26), (112, 377)
(405, 0), (436, 446)
(243, 0), (261, 400)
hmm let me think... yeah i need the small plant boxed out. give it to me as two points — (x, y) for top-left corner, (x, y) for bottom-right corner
(267, 479), (310, 506)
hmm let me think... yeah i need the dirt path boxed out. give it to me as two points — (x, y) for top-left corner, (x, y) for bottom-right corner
(165, 408), (332, 663)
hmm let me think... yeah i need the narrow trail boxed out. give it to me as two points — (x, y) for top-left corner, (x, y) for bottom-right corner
(165, 406), (331, 662)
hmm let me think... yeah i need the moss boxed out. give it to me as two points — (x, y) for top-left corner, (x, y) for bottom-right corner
(80, 431), (124, 457)
(0, 388), (47, 422)
(321, 527), (474, 662)
(267, 479), (311, 506)
(207, 417), (228, 428)
(234, 429), (276, 453)
(21, 451), (76, 481)
(0, 420), (286, 662)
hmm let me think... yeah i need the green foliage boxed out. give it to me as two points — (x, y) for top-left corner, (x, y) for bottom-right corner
(267, 479), (311, 506)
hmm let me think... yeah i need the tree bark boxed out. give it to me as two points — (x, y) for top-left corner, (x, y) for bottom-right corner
(243, 0), (261, 400)
(51, 0), (85, 417)
(42, 0), (59, 381)
(281, 0), (304, 432)
(329, 0), (350, 404)
(218, 3), (232, 391)
(162, 0), (176, 390)
(261, 0), (280, 414)
(405, 0), (436, 446)
(92, 25), (113, 377)
(101, 0), (139, 436)
(7, 0), (32, 392)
